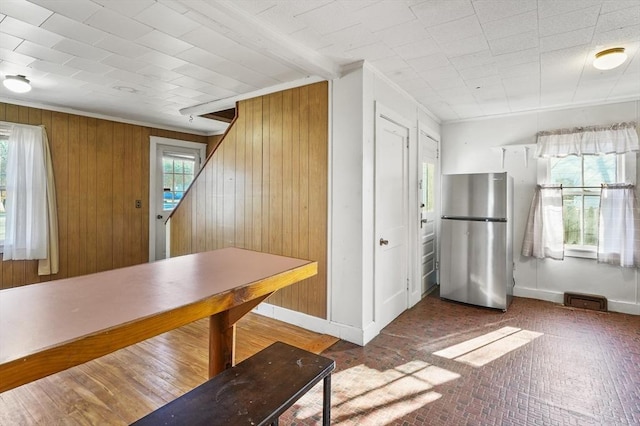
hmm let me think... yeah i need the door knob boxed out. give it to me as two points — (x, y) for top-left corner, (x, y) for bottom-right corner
(379, 238), (389, 246)
(157, 214), (163, 219)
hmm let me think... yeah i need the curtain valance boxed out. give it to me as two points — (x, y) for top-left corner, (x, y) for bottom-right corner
(536, 122), (638, 158)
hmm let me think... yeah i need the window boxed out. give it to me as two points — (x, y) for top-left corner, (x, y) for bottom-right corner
(546, 153), (631, 257)
(162, 152), (196, 211)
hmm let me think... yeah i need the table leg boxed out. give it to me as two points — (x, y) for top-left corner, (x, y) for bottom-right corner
(209, 312), (235, 378)
(322, 374), (331, 426)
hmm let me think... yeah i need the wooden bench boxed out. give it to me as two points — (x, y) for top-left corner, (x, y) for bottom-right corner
(131, 341), (335, 426)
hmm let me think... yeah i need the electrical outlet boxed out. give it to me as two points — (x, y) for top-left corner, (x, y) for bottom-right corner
(135, 200), (142, 208)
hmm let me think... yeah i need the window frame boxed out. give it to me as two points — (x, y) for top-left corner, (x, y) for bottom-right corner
(538, 152), (636, 259)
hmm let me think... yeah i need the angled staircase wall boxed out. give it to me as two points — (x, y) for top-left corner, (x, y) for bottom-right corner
(169, 81), (328, 319)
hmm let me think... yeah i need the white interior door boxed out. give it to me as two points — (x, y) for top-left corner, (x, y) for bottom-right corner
(375, 112), (409, 330)
(149, 137), (205, 261)
(419, 131), (439, 295)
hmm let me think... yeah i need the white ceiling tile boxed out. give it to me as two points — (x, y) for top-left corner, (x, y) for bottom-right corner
(498, 61), (540, 78)
(428, 15), (483, 44)
(105, 68), (152, 87)
(256, 3), (308, 35)
(592, 24), (640, 46)
(449, 50), (495, 70)
(94, 34), (152, 59)
(0, 32), (22, 50)
(489, 31), (538, 55)
(156, 0), (191, 15)
(29, 59), (78, 76)
(138, 65), (182, 81)
(374, 20), (431, 48)
(411, 0), (475, 26)
(323, 24), (380, 51)
(173, 63), (253, 93)
(357, 1), (417, 32)
(92, 0), (155, 17)
(539, 6), (600, 37)
(502, 75), (540, 95)
(0, 16), (63, 47)
(72, 70), (117, 85)
(481, 10), (537, 41)
(493, 47), (540, 68)
(64, 56), (113, 74)
(390, 67), (421, 83)
(15, 40), (73, 64)
(608, 72), (640, 98)
(138, 50), (187, 70)
(53, 39), (110, 61)
(371, 56), (411, 73)
(465, 75), (503, 90)
(101, 54), (146, 73)
(393, 38), (441, 60)
(231, 1), (279, 15)
(601, 1), (640, 14)
(85, 7), (153, 40)
(134, 3), (200, 38)
(407, 52), (451, 71)
(537, 0), (602, 18)
(573, 80), (617, 102)
(459, 63), (499, 80)
(0, 46), (36, 66)
(293, 2), (360, 36)
(168, 86), (204, 99)
(0, 0), (53, 26)
(198, 84), (238, 100)
(435, 85), (475, 101)
(211, 60), (279, 87)
(440, 34), (490, 57)
(41, 13), (106, 44)
(28, 0), (101, 22)
(596, 6), (640, 33)
(472, 0), (537, 23)
(452, 103), (485, 118)
(395, 77), (431, 93)
(140, 79), (179, 92)
(136, 30), (192, 55)
(177, 47), (226, 69)
(540, 28), (594, 53)
(170, 75), (208, 90)
(419, 65), (461, 81)
(345, 41), (396, 62)
(286, 28), (332, 51)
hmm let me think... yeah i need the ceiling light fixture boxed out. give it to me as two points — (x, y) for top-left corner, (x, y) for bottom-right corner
(2, 75), (32, 93)
(593, 47), (627, 70)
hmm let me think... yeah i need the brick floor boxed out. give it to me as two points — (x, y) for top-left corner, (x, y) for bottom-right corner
(280, 291), (640, 425)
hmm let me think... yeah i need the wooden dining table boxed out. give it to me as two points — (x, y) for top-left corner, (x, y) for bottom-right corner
(0, 247), (317, 393)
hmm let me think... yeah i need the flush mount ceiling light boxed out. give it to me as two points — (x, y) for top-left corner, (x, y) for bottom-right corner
(593, 47), (627, 70)
(2, 75), (32, 93)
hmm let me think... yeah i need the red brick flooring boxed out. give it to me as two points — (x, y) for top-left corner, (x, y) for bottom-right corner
(280, 291), (640, 425)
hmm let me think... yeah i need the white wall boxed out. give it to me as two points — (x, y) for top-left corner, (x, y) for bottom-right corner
(442, 100), (640, 315)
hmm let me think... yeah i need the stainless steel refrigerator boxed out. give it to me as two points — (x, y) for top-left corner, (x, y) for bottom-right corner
(440, 172), (514, 311)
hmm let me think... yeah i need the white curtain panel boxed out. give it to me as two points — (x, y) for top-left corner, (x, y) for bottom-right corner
(597, 184), (640, 268)
(3, 123), (59, 274)
(522, 185), (564, 260)
(536, 122), (638, 158)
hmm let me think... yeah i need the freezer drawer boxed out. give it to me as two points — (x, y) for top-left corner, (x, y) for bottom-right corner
(440, 219), (509, 310)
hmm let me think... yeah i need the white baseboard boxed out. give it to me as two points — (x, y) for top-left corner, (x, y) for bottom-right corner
(253, 303), (368, 346)
(514, 286), (640, 315)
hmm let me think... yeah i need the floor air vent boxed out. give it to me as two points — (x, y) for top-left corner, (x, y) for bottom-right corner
(564, 292), (608, 312)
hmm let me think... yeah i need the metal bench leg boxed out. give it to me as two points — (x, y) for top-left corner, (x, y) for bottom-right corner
(322, 374), (331, 426)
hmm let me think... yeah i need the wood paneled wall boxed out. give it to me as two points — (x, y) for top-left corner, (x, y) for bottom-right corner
(0, 102), (207, 289)
(170, 82), (328, 319)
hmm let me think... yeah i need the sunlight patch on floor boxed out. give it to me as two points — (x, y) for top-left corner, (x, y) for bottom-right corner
(434, 326), (543, 367)
(292, 361), (460, 425)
